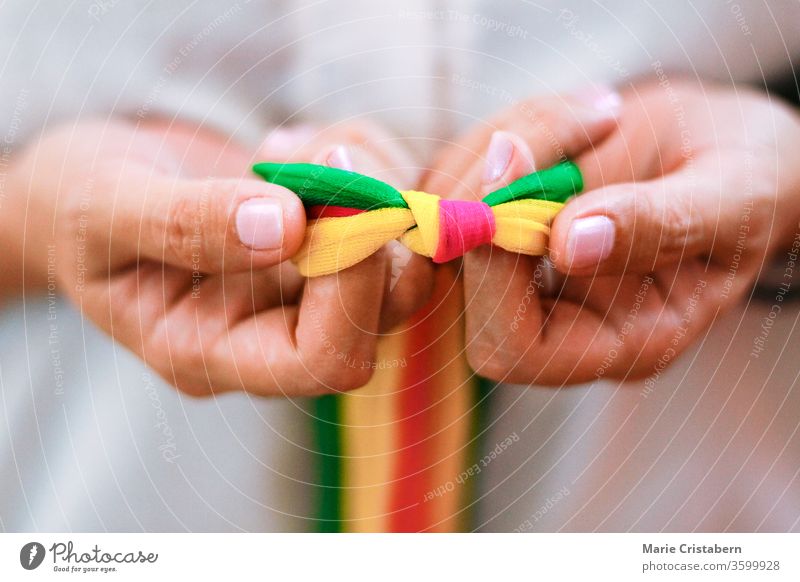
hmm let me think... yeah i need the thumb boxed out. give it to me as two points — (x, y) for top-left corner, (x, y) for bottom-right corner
(550, 168), (723, 276)
(108, 165), (306, 273)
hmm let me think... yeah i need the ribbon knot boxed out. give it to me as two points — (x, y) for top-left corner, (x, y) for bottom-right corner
(252, 161), (583, 277)
(400, 191), (496, 264)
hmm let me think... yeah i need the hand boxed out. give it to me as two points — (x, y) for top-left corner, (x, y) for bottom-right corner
(9, 119), (432, 395)
(423, 81), (800, 385)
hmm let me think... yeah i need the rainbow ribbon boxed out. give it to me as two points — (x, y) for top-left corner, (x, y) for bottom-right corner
(253, 160), (583, 532)
(253, 161), (582, 277)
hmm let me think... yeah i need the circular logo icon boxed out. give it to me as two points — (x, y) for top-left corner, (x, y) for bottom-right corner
(20, 542), (45, 570)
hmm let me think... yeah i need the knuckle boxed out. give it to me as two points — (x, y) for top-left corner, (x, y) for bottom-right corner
(664, 195), (702, 251)
(162, 193), (200, 265)
(634, 191), (700, 260)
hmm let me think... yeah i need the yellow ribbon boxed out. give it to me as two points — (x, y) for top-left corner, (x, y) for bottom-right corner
(294, 191), (563, 277)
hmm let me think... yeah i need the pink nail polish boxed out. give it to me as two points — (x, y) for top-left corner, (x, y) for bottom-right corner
(567, 216), (615, 268)
(573, 84), (622, 116)
(482, 131), (514, 184)
(262, 125), (316, 157)
(236, 198), (284, 250)
(326, 145), (354, 171)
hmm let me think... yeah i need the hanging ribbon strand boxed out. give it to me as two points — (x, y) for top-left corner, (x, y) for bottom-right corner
(253, 160), (583, 277)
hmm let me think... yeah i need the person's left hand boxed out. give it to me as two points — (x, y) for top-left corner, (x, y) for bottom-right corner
(9, 118), (431, 396)
(422, 81), (800, 385)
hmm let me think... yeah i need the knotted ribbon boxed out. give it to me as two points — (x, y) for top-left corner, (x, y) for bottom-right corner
(252, 159), (583, 532)
(253, 160), (583, 277)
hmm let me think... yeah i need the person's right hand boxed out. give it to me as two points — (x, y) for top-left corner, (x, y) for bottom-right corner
(9, 119), (433, 396)
(422, 81), (800, 385)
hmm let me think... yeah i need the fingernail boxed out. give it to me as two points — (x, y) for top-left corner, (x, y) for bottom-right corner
(262, 124), (316, 157)
(236, 198), (284, 250)
(325, 145), (354, 171)
(482, 131), (514, 184)
(573, 84), (622, 116)
(567, 216), (615, 268)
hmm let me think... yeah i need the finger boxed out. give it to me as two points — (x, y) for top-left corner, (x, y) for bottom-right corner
(126, 251), (386, 397)
(462, 132), (547, 376)
(213, 250), (388, 396)
(417, 89), (621, 384)
(264, 125), (435, 330)
(317, 143), (436, 330)
(88, 162), (307, 275)
(478, 265), (725, 386)
(379, 242), (435, 332)
(549, 154), (752, 277)
(423, 86), (621, 201)
(251, 141), (386, 393)
(290, 144), (421, 389)
(205, 137), (428, 394)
